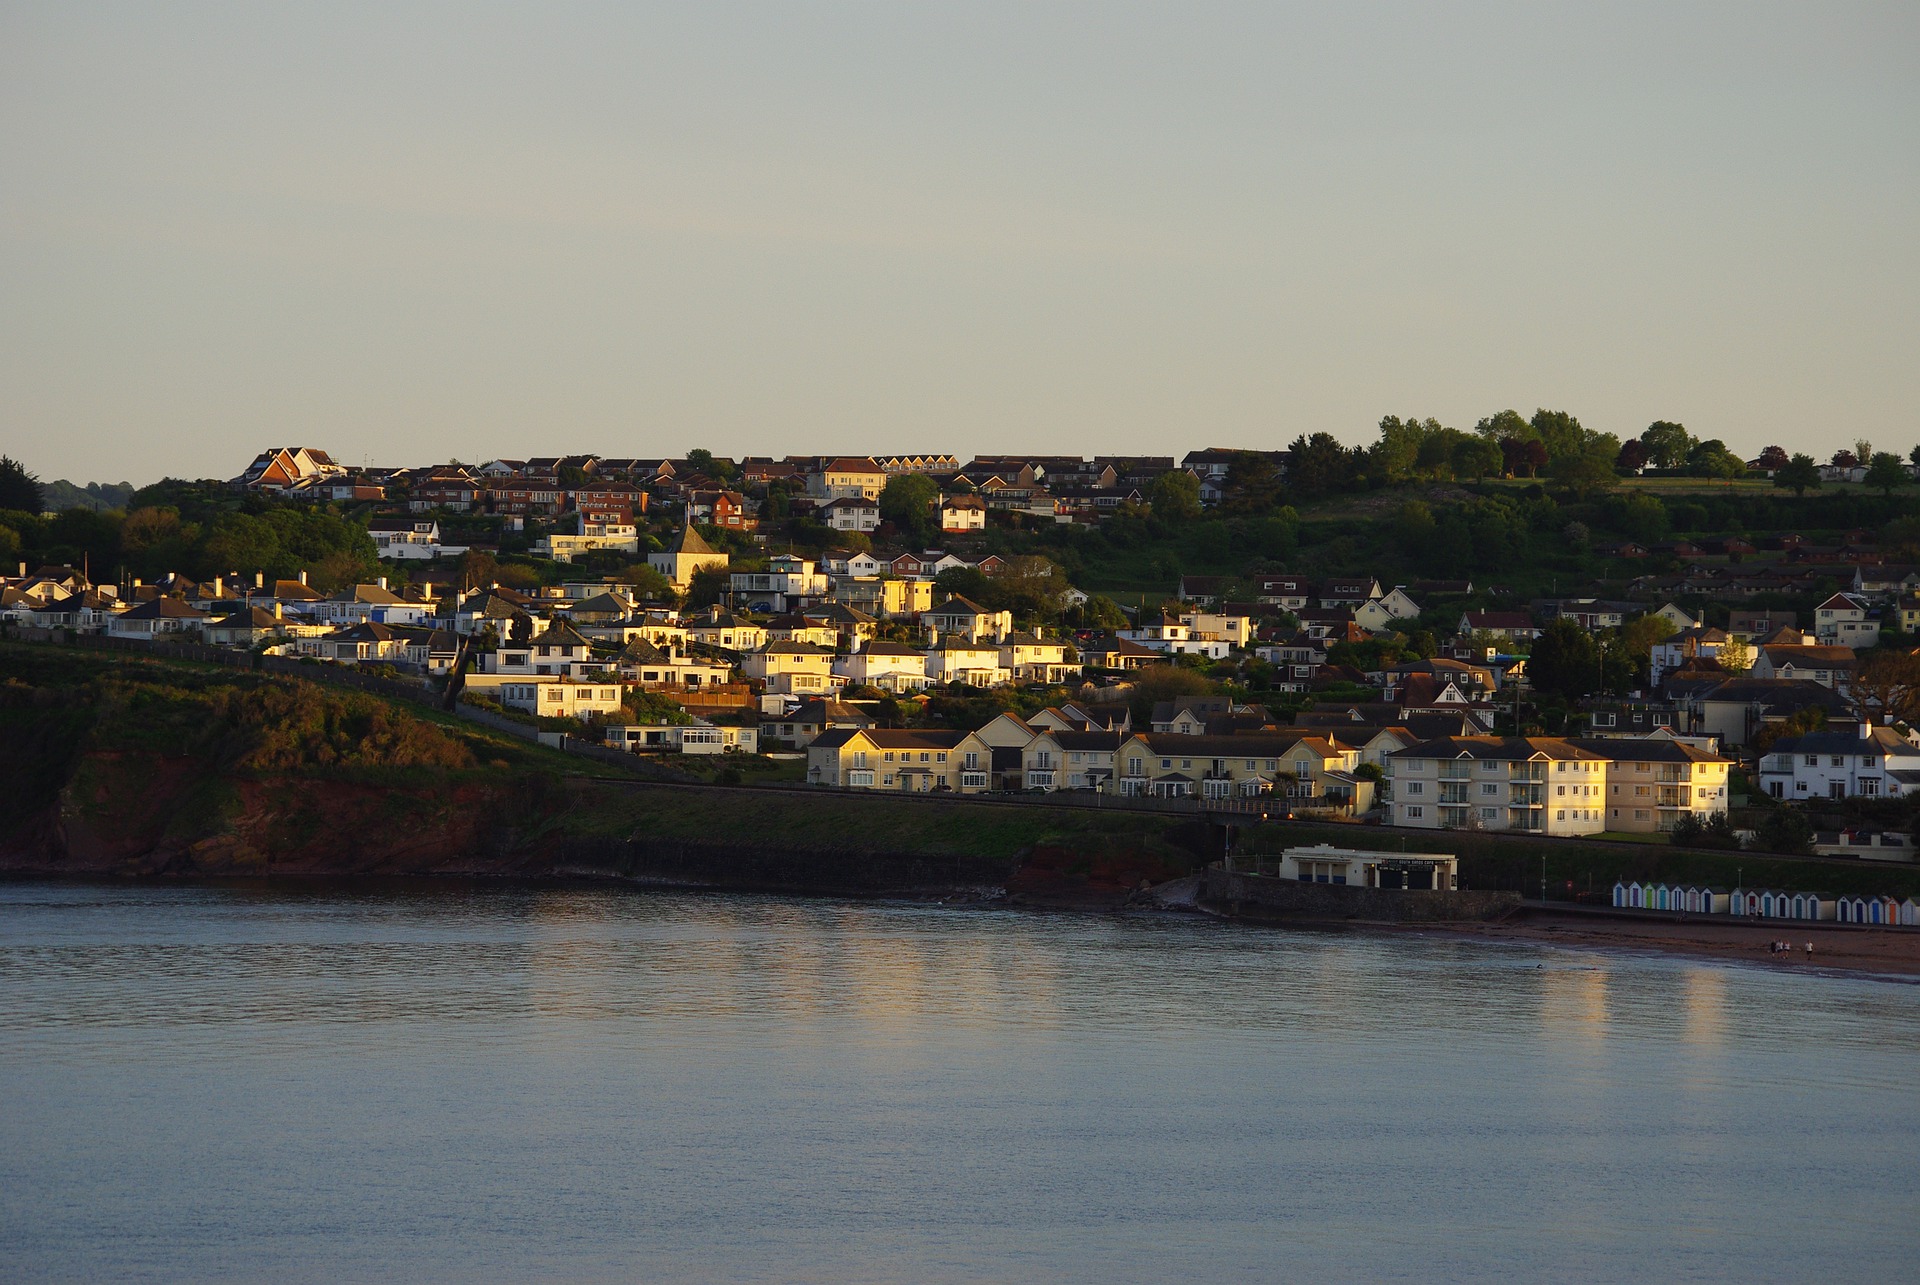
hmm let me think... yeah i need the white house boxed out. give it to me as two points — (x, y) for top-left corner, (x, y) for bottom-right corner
(820, 497), (881, 533)
(925, 637), (1010, 687)
(106, 597), (208, 639)
(1757, 726), (1920, 801)
(730, 555), (830, 614)
(742, 639), (839, 695)
(1353, 589), (1420, 633)
(1269, 843), (1459, 892)
(1812, 593), (1880, 648)
(939, 495), (988, 532)
(369, 517), (466, 561)
(922, 596), (1013, 644)
(833, 641), (931, 692)
(1385, 736), (1610, 835)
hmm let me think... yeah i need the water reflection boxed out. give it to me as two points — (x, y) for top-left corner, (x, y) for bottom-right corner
(1, 882), (1917, 1284)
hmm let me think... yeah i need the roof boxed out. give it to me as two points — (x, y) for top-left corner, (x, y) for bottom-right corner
(822, 457), (885, 473)
(1033, 730), (1127, 751)
(1768, 728), (1918, 757)
(1128, 732), (1326, 758)
(1390, 736), (1608, 762)
(1462, 611), (1536, 629)
(117, 597), (208, 620)
(539, 621), (592, 649)
(1565, 738), (1730, 764)
(1701, 678), (1852, 712)
(811, 727), (968, 751)
(855, 641), (925, 657)
(927, 595), (993, 616)
(662, 524), (720, 556)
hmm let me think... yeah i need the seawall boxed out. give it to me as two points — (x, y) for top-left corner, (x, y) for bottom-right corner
(1198, 867), (1522, 924)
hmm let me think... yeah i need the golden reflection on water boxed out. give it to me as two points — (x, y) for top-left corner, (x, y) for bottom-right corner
(1539, 959), (1611, 1045)
(1680, 967), (1728, 1050)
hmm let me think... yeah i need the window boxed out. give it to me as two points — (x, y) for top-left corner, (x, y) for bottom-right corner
(1805, 755), (1818, 766)
(884, 751), (896, 763)
(1404, 781), (1423, 795)
(853, 752), (868, 769)
(1556, 785), (1565, 796)
(1831, 756), (1844, 767)
(920, 752), (931, 763)
(937, 753), (947, 763)
(1482, 783), (1499, 796)
(1405, 806), (1424, 818)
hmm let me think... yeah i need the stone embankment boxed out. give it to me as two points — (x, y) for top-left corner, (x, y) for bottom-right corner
(1198, 867), (1521, 924)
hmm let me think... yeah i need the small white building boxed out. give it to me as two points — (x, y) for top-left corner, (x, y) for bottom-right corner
(1757, 725), (1920, 800)
(1269, 843), (1459, 892)
(820, 497), (881, 533)
(369, 517), (465, 561)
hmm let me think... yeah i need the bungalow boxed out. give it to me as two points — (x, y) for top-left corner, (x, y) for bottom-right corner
(369, 517), (466, 561)
(481, 622), (601, 679)
(1748, 644), (1858, 691)
(296, 621), (410, 665)
(203, 605), (287, 648)
(106, 597), (207, 639)
(764, 697), (874, 749)
(606, 717), (757, 755)
(1079, 636), (1167, 671)
(684, 608), (768, 653)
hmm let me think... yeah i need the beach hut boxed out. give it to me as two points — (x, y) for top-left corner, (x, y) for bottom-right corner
(1612, 881), (1628, 909)
(1901, 899), (1920, 927)
(1702, 887), (1731, 914)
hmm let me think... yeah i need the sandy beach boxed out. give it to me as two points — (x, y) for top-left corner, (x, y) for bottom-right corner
(1435, 910), (1920, 979)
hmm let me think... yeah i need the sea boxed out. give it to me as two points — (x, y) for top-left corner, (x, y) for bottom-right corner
(2, 880), (1916, 1283)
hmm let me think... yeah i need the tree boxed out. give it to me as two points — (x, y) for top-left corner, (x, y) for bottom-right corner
(1756, 445), (1790, 472)
(1615, 439), (1649, 473)
(1910, 444), (1920, 473)
(1147, 470), (1202, 521)
(1830, 449), (1859, 470)
(1527, 618), (1602, 700)
(0, 457), (43, 515)
(1865, 452), (1909, 497)
(1473, 409), (1532, 444)
(683, 448), (735, 481)
(1548, 445), (1619, 499)
(1639, 421), (1695, 470)
(1754, 807), (1814, 856)
(684, 565), (730, 609)
(1719, 638), (1754, 674)
(613, 563), (675, 601)
(1617, 613), (1677, 687)
(1284, 432), (1356, 497)
(1222, 451), (1287, 512)
(1851, 648), (1920, 726)
(1750, 704), (1827, 757)
(1451, 436), (1502, 480)
(1076, 594), (1128, 630)
(1774, 453), (1821, 496)
(456, 549), (498, 590)
(878, 473), (939, 543)
(1528, 409), (1587, 462)
(1685, 438), (1745, 480)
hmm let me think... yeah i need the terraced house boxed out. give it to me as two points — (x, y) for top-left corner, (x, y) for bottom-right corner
(806, 728), (980, 791)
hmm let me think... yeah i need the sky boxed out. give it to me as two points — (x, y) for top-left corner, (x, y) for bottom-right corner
(2, 2), (1915, 485)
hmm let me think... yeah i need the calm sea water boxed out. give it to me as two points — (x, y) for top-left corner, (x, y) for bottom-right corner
(2, 882), (1916, 1283)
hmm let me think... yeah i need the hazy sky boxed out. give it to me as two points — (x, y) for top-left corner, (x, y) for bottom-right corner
(2, 2), (1915, 484)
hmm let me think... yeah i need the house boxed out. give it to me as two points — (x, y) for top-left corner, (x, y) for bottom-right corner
(1458, 611), (1541, 644)
(614, 638), (733, 689)
(1179, 612), (1254, 649)
(821, 497), (881, 532)
(813, 458), (888, 501)
(1111, 732), (1364, 809)
(1079, 636), (1167, 671)
(648, 524), (730, 590)
(106, 597), (208, 639)
(1757, 726), (1920, 801)
(924, 637), (1010, 687)
(499, 680), (623, 721)
(939, 495), (987, 532)
(1384, 736), (1611, 835)
(534, 508), (641, 561)
(1178, 575), (1227, 607)
(1685, 677), (1852, 749)
(741, 640), (839, 695)
(1354, 589), (1420, 633)
(764, 698), (874, 749)
(728, 555), (830, 614)
(1812, 593), (1881, 648)
(998, 632), (1076, 683)
(1650, 626), (1729, 687)
(684, 608), (768, 653)
(606, 717), (758, 755)
(922, 596), (1013, 644)
(203, 605), (287, 648)
(831, 576), (931, 620)
(480, 622), (600, 679)
(686, 490), (750, 529)
(233, 446), (346, 492)
(834, 641), (931, 693)
(1254, 576), (1312, 611)
(1316, 577), (1381, 607)
(1747, 644), (1858, 691)
(1566, 737), (1733, 834)
(763, 613), (842, 648)
(1727, 609), (1797, 640)
(369, 517), (465, 561)
(806, 728), (971, 790)
(295, 620), (412, 665)
(1020, 729), (1127, 791)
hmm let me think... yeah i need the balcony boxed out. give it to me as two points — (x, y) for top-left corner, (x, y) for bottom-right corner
(1508, 785), (1545, 807)
(1656, 787), (1692, 809)
(1439, 784), (1471, 805)
(1656, 767), (1689, 783)
(1509, 765), (1546, 783)
(1439, 765), (1473, 781)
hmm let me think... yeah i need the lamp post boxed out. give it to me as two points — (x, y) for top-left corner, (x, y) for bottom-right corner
(1541, 851), (1548, 905)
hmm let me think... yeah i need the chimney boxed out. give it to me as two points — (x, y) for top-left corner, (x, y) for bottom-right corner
(274, 601), (283, 620)
(255, 571), (264, 589)
(213, 576), (223, 597)
(299, 570), (309, 586)
(378, 576), (389, 591)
